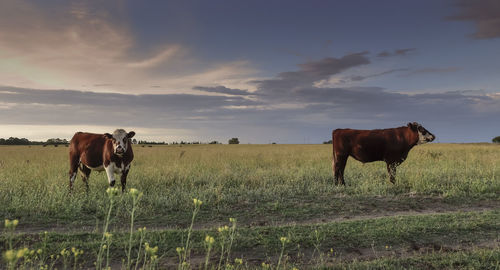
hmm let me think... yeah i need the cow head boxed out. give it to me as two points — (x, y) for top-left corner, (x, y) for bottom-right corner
(104, 129), (135, 156)
(407, 122), (435, 144)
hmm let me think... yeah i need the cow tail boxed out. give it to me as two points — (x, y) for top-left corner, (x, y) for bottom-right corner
(332, 130), (336, 162)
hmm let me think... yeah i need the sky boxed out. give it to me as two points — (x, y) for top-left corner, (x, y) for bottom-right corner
(1, 0), (500, 143)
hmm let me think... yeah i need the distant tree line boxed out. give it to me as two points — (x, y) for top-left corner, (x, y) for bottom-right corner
(493, 136), (500, 143)
(1, 137), (239, 145)
(0, 137), (69, 146)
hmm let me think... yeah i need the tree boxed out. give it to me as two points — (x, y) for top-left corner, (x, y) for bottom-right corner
(323, 140), (333, 144)
(228, 138), (239, 144)
(493, 136), (500, 143)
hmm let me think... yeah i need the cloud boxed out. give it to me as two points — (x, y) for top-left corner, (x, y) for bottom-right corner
(1, 50), (499, 143)
(193, 86), (252, 96)
(251, 52), (370, 97)
(447, 0), (500, 39)
(0, 1), (259, 93)
(377, 48), (417, 57)
(349, 68), (410, 82)
(126, 46), (182, 68)
(400, 67), (461, 76)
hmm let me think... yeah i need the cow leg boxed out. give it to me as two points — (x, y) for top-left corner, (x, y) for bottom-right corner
(104, 164), (116, 187)
(386, 162), (397, 184)
(120, 168), (129, 193)
(334, 155), (348, 186)
(79, 164), (91, 193)
(69, 155), (79, 192)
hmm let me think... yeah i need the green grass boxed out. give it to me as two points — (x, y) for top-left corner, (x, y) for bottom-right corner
(324, 248), (500, 270)
(2, 210), (498, 267)
(1, 144), (498, 226)
(0, 143), (499, 268)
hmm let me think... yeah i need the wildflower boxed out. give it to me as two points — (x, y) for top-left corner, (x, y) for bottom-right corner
(104, 232), (113, 240)
(3, 250), (16, 262)
(218, 225), (229, 233)
(16, 248), (28, 259)
(193, 198), (203, 207)
(102, 245), (107, 249)
(280, 236), (289, 244)
(234, 258), (243, 265)
(229, 217), (236, 223)
(106, 187), (119, 198)
(292, 267), (299, 270)
(129, 188), (143, 200)
(176, 247), (184, 254)
(205, 235), (215, 245)
(385, 245), (389, 250)
(37, 249), (42, 255)
(4, 219), (19, 229)
(145, 243), (158, 256)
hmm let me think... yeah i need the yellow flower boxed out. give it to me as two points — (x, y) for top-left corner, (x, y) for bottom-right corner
(12, 220), (18, 227)
(234, 258), (243, 265)
(37, 249), (43, 255)
(102, 245), (107, 249)
(16, 248), (28, 259)
(3, 250), (16, 262)
(229, 217), (236, 223)
(129, 188), (143, 199)
(176, 247), (184, 254)
(193, 198), (203, 207)
(4, 219), (10, 228)
(106, 187), (119, 198)
(218, 225), (229, 233)
(104, 232), (113, 240)
(205, 235), (215, 245)
(280, 236), (289, 244)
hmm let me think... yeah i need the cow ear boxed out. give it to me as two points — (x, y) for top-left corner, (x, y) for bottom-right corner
(104, 133), (113, 139)
(127, 131), (135, 138)
(407, 122), (417, 131)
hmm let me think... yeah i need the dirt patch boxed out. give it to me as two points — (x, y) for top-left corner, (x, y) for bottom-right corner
(13, 202), (499, 234)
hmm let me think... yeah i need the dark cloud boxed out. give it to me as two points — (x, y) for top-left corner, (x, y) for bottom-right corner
(447, 0), (500, 39)
(400, 67), (461, 76)
(1, 51), (499, 143)
(349, 68), (410, 82)
(377, 48), (416, 57)
(193, 86), (252, 96)
(251, 52), (370, 97)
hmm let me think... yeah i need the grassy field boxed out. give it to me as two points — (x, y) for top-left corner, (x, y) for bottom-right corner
(0, 143), (499, 269)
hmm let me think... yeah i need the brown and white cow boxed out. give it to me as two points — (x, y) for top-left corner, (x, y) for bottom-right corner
(69, 129), (135, 192)
(332, 122), (435, 185)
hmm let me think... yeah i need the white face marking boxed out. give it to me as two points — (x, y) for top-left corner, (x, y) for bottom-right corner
(111, 129), (129, 155)
(417, 129), (434, 145)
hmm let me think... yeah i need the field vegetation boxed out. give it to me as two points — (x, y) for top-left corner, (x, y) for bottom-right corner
(0, 143), (499, 269)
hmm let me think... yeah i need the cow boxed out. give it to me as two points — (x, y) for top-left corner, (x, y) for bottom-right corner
(332, 122), (435, 185)
(69, 129), (135, 192)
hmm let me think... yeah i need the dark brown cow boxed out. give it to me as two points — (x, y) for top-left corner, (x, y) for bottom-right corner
(332, 122), (435, 185)
(69, 129), (135, 192)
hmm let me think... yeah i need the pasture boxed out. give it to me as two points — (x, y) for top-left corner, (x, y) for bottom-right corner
(1, 143), (499, 269)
